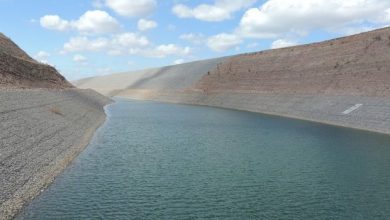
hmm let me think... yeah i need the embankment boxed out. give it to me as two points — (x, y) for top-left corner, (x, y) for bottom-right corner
(0, 89), (112, 220)
(0, 33), (113, 219)
(74, 27), (390, 134)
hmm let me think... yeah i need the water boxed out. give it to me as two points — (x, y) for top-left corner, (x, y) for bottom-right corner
(17, 99), (390, 219)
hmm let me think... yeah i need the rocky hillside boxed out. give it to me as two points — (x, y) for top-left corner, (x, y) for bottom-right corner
(74, 27), (390, 134)
(0, 33), (112, 220)
(76, 27), (390, 97)
(196, 27), (390, 97)
(0, 33), (73, 89)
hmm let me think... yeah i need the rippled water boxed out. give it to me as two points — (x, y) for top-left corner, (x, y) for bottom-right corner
(17, 99), (390, 219)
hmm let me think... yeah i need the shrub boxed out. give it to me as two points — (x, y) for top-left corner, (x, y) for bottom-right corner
(50, 106), (63, 116)
(373, 35), (382, 41)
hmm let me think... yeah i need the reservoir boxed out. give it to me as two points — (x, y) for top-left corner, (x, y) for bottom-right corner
(17, 99), (390, 219)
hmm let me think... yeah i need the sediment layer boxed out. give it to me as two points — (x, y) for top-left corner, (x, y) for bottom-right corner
(0, 89), (112, 220)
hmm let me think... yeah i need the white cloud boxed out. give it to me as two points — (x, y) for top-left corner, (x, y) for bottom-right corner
(63, 33), (150, 55)
(40, 10), (120, 34)
(173, 59), (185, 65)
(75, 10), (120, 34)
(383, 8), (390, 22)
(40, 15), (70, 31)
(238, 0), (390, 39)
(172, 0), (256, 22)
(113, 33), (149, 47)
(143, 44), (191, 58)
(137, 19), (157, 31)
(334, 26), (376, 36)
(63, 36), (110, 52)
(207, 33), (242, 52)
(73, 54), (88, 63)
(270, 39), (297, 49)
(34, 51), (50, 64)
(179, 33), (205, 45)
(62, 34), (189, 58)
(105, 0), (157, 17)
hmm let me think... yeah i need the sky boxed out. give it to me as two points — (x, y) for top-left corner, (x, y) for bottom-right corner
(0, 0), (389, 80)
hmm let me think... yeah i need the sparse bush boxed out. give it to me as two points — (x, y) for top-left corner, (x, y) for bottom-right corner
(50, 106), (63, 116)
(373, 35), (382, 41)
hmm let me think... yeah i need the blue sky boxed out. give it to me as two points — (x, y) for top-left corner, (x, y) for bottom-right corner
(0, 0), (389, 80)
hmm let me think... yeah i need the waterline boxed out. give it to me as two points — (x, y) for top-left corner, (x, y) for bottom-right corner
(17, 100), (390, 219)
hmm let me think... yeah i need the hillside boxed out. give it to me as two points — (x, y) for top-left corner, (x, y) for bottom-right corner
(75, 58), (225, 96)
(196, 27), (390, 97)
(74, 27), (390, 134)
(0, 33), (73, 89)
(76, 27), (390, 97)
(0, 33), (112, 220)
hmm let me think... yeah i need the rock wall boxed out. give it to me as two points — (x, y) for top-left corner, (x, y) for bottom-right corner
(0, 89), (112, 220)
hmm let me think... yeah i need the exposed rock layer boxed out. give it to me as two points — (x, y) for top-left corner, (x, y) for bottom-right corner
(0, 33), (73, 89)
(196, 27), (390, 97)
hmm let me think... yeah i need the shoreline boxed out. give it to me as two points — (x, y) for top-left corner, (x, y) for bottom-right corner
(117, 95), (390, 136)
(0, 89), (112, 220)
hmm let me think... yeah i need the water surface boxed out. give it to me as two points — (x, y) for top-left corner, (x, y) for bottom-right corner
(18, 99), (390, 219)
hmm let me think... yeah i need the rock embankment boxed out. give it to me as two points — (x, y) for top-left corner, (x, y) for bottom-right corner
(0, 89), (112, 220)
(75, 27), (390, 134)
(0, 33), (73, 89)
(196, 27), (390, 97)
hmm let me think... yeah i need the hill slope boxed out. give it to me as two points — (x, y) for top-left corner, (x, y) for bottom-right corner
(74, 27), (390, 134)
(75, 58), (225, 96)
(0, 34), (111, 220)
(196, 27), (390, 97)
(0, 33), (73, 89)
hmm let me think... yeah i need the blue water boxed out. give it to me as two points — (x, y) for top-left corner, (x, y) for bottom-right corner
(17, 100), (390, 219)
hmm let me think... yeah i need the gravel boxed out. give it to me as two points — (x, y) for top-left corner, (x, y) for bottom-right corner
(0, 88), (112, 220)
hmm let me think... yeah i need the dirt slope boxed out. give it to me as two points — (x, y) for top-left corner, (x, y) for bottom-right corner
(196, 27), (390, 97)
(0, 33), (73, 89)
